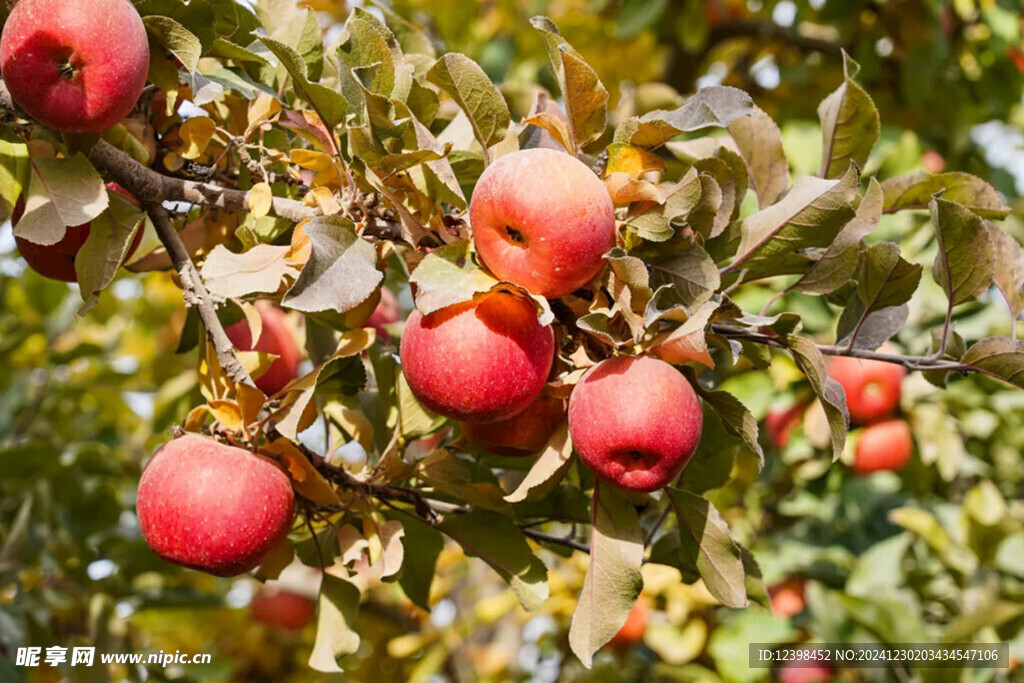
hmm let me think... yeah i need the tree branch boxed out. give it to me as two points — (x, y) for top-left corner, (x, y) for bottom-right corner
(145, 202), (254, 387)
(710, 324), (972, 374)
(707, 20), (845, 58)
(90, 139), (316, 223)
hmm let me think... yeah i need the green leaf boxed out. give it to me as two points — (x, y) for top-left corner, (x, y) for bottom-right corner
(989, 225), (1024, 322)
(385, 509), (443, 612)
(649, 242), (721, 309)
(260, 36), (348, 128)
(75, 192), (146, 314)
(856, 242), (923, 314)
(369, 0), (436, 58)
(817, 52), (880, 179)
(930, 197), (995, 307)
(308, 575), (361, 673)
(530, 17), (608, 152)
(726, 165), (858, 277)
(836, 302), (908, 351)
(396, 369), (439, 438)
(846, 532), (913, 597)
(143, 15), (202, 73)
(0, 126), (30, 221)
(13, 154), (108, 246)
(728, 104), (789, 209)
(888, 507), (977, 577)
(677, 402), (738, 495)
(504, 422), (574, 503)
(614, 86), (753, 149)
(699, 389), (764, 468)
(408, 240), (498, 315)
(960, 337), (1024, 388)
(569, 483), (644, 667)
(624, 167), (703, 242)
(337, 7), (406, 98)
(283, 217), (382, 315)
(787, 336), (848, 460)
(881, 172), (1011, 219)
(438, 510), (549, 611)
(792, 177), (883, 296)
(427, 53), (510, 151)
(667, 487), (748, 608)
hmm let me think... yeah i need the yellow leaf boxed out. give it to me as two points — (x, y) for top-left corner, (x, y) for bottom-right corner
(179, 116), (217, 160)
(248, 95), (281, 129)
(286, 219), (313, 267)
(263, 438), (342, 505)
(290, 149), (334, 171)
(605, 142), (666, 179)
(324, 402), (375, 453)
(247, 182), (273, 219)
(208, 399), (243, 431)
(184, 404), (211, 431)
(305, 186), (342, 215)
(236, 383), (266, 426)
(603, 172), (668, 207)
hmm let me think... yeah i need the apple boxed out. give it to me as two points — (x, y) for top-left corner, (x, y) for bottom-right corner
(470, 148), (616, 298)
(365, 286), (400, 340)
(921, 150), (946, 173)
(852, 419), (913, 474)
(765, 401), (805, 449)
(607, 598), (649, 648)
(12, 183), (144, 282)
(250, 587), (315, 630)
(0, 0), (150, 133)
(400, 292), (554, 422)
(137, 434), (295, 577)
(769, 577), (806, 618)
(778, 658), (834, 683)
(568, 355), (703, 493)
(461, 394), (566, 457)
(225, 304), (301, 396)
(826, 354), (906, 425)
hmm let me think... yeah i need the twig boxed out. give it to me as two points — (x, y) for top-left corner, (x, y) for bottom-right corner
(144, 203), (254, 387)
(521, 528), (591, 554)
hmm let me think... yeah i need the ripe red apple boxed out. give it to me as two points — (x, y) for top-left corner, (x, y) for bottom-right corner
(568, 355), (703, 493)
(470, 148), (616, 298)
(250, 587), (315, 630)
(0, 0), (150, 133)
(400, 292), (554, 422)
(12, 183), (144, 282)
(826, 354), (906, 425)
(461, 394), (566, 457)
(225, 304), (301, 396)
(852, 419), (913, 474)
(365, 286), (400, 340)
(769, 577), (806, 618)
(137, 434), (296, 577)
(778, 658), (834, 683)
(921, 150), (946, 173)
(607, 598), (649, 648)
(765, 402), (805, 449)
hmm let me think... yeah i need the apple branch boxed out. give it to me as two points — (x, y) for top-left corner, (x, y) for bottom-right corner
(710, 324), (976, 374)
(144, 202), (255, 387)
(89, 139), (316, 223)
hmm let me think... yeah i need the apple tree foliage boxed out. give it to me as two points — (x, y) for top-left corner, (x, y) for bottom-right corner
(0, 0), (1022, 676)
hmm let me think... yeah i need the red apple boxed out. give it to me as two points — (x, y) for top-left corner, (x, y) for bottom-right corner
(470, 148), (616, 298)
(137, 434), (295, 577)
(12, 183), (144, 282)
(0, 0), (149, 133)
(826, 354), (906, 425)
(852, 419), (913, 474)
(400, 292), (554, 422)
(461, 394), (566, 457)
(921, 150), (946, 173)
(568, 355), (703, 493)
(225, 304), (301, 396)
(365, 287), (400, 340)
(778, 658), (834, 683)
(765, 402), (805, 449)
(769, 577), (806, 618)
(250, 587), (315, 630)
(607, 598), (649, 648)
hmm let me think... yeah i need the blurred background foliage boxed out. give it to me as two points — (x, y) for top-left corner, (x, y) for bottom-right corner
(1, 0), (1022, 681)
